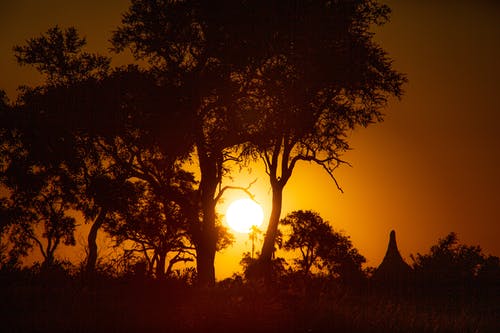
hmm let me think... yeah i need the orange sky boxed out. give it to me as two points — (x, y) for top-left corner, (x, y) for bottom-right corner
(1, 1), (499, 279)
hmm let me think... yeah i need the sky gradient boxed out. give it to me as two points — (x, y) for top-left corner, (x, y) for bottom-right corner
(1, 0), (499, 278)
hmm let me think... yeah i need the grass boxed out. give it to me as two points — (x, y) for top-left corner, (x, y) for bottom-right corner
(1, 275), (498, 333)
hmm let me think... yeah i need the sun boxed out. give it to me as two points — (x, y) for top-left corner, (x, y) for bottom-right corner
(226, 198), (264, 234)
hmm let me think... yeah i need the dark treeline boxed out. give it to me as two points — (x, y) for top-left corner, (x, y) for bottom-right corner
(1, 0), (406, 286)
(0, 226), (498, 332)
(0, 1), (498, 332)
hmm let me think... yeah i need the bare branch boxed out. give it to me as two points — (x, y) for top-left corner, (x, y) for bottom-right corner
(261, 151), (272, 176)
(30, 234), (47, 259)
(289, 154), (351, 193)
(214, 178), (257, 203)
(320, 163), (344, 193)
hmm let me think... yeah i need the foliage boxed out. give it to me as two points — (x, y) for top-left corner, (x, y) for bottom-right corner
(225, 0), (408, 263)
(2, 1), (406, 286)
(110, 0), (283, 285)
(281, 210), (365, 281)
(13, 26), (110, 86)
(4, 24), (200, 278)
(240, 251), (288, 283)
(411, 232), (500, 293)
(105, 178), (196, 279)
(2, 6), (499, 333)
(1, 168), (77, 267)
(0, 110), (79, 267)
(3, 27), (118, 273)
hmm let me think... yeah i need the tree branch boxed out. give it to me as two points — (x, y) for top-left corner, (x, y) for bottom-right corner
(261, 151), (272, 176)
(290, 154), (351, 193)
(319, 162), (344, 193)
(29, 233), (47, 260)
(214, 178), (257, 203)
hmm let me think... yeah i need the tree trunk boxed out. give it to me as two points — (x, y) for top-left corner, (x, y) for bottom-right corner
(196, 234), (216, 286)
(258, 140), (293, 280)
(195, 148), (220, 286)
(260, 183), (283, 263)
(85, 208), (107, 275)
(44, 236), (60, 269)
(196, 194), (217, 286)
(156, 250), (167, 280)
(43, 250), (55, 269)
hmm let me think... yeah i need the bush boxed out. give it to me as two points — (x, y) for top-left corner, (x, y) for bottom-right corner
(411, 232), (500, 296)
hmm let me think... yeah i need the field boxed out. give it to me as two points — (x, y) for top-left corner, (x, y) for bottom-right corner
(1, 273), (498, 333)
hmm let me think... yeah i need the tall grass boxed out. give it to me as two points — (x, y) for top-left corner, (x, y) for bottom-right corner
(1, 274), (498, 333)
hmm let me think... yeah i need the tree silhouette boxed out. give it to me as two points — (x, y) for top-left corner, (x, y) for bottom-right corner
(104, 174), (197, 279)
(1, 166), (76, 268)
(248, 225), (263, 259)
(282, 210), (330, 275)
(81, 172), (138, 275)
(240, 251), (288, 283)
(411, 232), (500, 293)
(110, 0), (406, 285)
(5, 25), (198, 278)
(2, 1), (406, 286)
(1, 85), (79, 268)
(13, 26), (110, 86)
(110, 0), (281, 285)
(3, 27), (124, 275)
(233, 1), (407, 269)
(281, 210), (365, 281)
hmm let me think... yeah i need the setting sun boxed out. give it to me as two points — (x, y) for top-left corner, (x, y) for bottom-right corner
(225, 198), (264, 234)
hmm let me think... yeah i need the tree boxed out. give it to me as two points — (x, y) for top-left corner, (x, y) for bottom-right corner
(248, 225), (264, 259)
(237, 1), (407, 268)
(0, 90), (8, 115)
(74, 67), (196, 275)
(1, 84), (79, 268)
(1, 166), (77, 268)
(281, 210), (365, 281)
(8, 26), (195, 278)
(411, 232), (500, 293)
(111, 0), (406, 284)
(240, 251), (288, 283)
(5, 27), (115, 276)
(110, 0), (276, 285)
(13, 26), (109, 86)
(105, 176), (196, 279)
(0, 197), (21, 269)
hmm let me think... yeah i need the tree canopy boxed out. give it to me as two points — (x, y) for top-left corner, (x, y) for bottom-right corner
(240, 0), (407, 264)
(14, 26), (110, 86)
(2, 1), (406, 285)
(411, 232), (500, 292)
(281, 210), (365, 281)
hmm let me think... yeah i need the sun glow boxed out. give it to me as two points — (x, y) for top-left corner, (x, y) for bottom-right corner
(225, 198), (264, 234)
